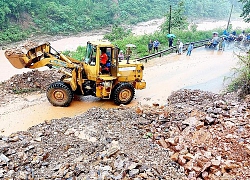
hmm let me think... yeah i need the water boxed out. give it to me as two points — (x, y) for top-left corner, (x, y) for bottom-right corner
(0, 18), (244, 136)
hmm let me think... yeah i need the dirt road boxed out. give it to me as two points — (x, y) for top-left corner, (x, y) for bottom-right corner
(0, 45), (238, 136)
(0, 18), (244, 136)
(0, 18), (248, 180)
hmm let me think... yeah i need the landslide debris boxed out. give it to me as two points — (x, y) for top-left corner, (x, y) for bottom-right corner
(0, 69), (250, 179)
(5, 41), (39, 56)
(0, 87), (250, 179)
(141, 89), (250, 179)
(0, 69), (62, 107)
(0, 107), (186, 179)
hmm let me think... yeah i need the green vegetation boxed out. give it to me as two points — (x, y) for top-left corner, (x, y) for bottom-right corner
(161, 1), (189, 33)
(64, 46), (86, 61)
(0, 0), (242, 45)
(239, 0), (250, 22)
(12, 87), (40, 94)
(225, 52), (250, 97)
(0, 26), (30, 44)
(185, 0), (233, 18)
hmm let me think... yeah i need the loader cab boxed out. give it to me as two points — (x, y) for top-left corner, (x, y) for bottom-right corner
(84, 41), (119, 80)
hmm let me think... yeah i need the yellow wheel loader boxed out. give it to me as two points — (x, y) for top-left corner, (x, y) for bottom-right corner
(5, 41), (146, 106)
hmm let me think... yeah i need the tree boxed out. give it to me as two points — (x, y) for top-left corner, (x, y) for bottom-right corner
(239, 0), (250, 22)
(0, 0), (242, 44)
(160, 1), (188, 33)
(103, 24), (132, 41)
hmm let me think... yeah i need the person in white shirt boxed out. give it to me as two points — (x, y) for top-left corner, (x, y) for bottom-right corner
(178, 40), (184, 55)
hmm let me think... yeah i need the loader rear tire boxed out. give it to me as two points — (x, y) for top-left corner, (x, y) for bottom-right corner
(112, 83), (135, 105)
(46, 81), (73, 107)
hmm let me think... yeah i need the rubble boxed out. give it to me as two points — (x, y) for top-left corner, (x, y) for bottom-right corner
(139, 89), (250, 179)
(5, 41), (39, 56)
(0, 69), (62, 107)
(0, 70), (250, 179)
(0, 107), (186, 179)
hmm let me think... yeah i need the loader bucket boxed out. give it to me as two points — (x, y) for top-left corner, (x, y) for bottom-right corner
(4, 51), (30, 69)
(4, 42), (50, 69)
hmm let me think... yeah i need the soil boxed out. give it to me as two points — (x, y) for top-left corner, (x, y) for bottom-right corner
(0, 69), (63, 107)
(1, 19), (250, 179)
(1, 70), (250, 179)
(1, 47), (250, 179)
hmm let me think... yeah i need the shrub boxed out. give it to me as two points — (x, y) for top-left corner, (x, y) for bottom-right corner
(224, 52), (250, 97)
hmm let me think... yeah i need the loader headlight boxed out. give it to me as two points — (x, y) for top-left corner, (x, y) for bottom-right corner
(104, 81), (111, 87)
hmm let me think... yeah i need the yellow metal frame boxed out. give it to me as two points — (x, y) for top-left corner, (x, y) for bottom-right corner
(5, 41), (146, 100)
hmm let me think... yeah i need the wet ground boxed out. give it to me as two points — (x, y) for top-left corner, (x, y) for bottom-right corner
(0, 44), (239, 136)
(0, 18), (246, 136)
(138, 46), (238, 99)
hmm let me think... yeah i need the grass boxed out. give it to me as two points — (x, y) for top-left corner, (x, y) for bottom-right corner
(63, 25), (250, 97)
(224, 52), (250, 97)
(12, 88), (40, 94)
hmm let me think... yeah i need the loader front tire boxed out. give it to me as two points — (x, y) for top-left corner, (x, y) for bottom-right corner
(46, 81), (73, 107)
(112, 83), (135, 105)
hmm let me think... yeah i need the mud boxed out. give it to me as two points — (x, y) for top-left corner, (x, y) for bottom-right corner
(0, 19), (249, 179)
(0, 44), (239, 136)
(0, 18), (244, 136)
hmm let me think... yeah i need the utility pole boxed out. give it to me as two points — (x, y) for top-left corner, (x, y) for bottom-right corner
(168, 5), (171, 34)
(226, 5), (233, 31)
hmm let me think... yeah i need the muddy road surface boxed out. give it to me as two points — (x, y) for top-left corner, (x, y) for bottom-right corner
(0, 45), (238, 136)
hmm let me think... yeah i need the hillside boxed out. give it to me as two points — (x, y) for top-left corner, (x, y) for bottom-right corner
(0, 0), (242, 45)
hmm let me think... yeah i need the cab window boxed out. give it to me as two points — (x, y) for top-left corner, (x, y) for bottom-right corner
(89, 46), (96, 66)
(84, 42), (96, 66)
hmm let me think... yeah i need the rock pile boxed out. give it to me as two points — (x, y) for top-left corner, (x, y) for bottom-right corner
(5, 41), (39, 56)
(0, 69), (62, 106)
(0, 107), (186, 179)
(2, 70), (62, 93)
(0, 69), (250, 179)
(136, 89), (250, 179)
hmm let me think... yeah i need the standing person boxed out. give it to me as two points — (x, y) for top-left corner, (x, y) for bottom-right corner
(125, 47), (132, 64)
(232, 31), (236, 36)
(242, 30), (245, 35)
(118, 50), (124, 62)
(178, 40), (184, 55)
(153, 40), (160, 53)
(247, 33), (250, 41)
(186, 42), (194, 56)
(221, 38), (226, 51)
(148, 40), (153, 54)
(176, 39), (180, 53)
(168, 37), (173, 47)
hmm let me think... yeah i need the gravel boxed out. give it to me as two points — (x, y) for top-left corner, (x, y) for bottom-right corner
(0, 70), (250, 179)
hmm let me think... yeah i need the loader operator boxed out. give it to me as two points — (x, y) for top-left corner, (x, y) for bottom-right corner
(100, 48), (109, 73)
